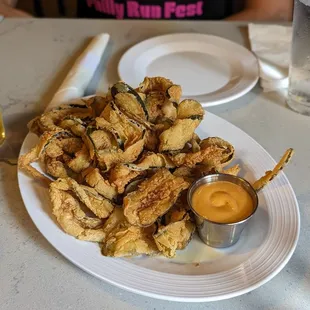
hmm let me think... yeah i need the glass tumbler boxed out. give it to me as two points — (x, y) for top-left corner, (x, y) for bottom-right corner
(287, 0), (310, 115)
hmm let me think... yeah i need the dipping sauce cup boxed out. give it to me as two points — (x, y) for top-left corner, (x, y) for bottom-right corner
(187, 174), (259, 248)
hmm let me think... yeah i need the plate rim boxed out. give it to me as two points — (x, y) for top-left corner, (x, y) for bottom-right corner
(17, 112), (300, 302)
(118, 33), (259, 107)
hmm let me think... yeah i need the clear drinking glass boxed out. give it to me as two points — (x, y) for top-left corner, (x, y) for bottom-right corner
(287, 0), (310, 115)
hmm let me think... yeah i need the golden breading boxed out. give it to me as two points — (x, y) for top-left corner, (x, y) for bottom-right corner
(84, 168), (118, 201)
(49, 178), (105, 242)
(101, 208), (158, 257)
(67, 145), (91, 173)
(138, 76), (173, 93)
(145, 91), (166, 122)
(109, 164), (144, 194)
(28, 105), (92, 135)
(177, 99), (205, 120)
(166, 85), (182, 103)
(154, 212), (195, 258)
(45, 157), (68, 179)
(123, 169), (189, 227)
(128, 152), (175, 170)
(159, 119), (201, 152)
(80, 186), (114, 219)
(199, 137), (235, 169)
(98, 102), (144, 149)
(18, 129), (71, 184)
(97, 136), (145, 171)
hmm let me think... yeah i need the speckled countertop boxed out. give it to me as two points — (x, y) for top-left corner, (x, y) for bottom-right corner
(1, 19), (309, 310)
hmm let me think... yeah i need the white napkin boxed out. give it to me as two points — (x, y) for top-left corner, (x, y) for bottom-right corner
(46, 33), (110, 111)
(248, 24), (292, 92)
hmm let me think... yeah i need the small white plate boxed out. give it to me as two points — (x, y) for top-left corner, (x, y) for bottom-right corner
(18, 113), (299, 302)
(118, 33), (259, 107)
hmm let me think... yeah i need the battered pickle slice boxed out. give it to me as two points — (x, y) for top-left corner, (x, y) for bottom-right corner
(153, 209), (195, 258)
(159, 119), (201, 152)
(49, 178), (106, 242)
(67, 145), (92, 173)
(177, 99), (204, 120)
(111, 81), (148, 120)
(28, 104), (93, 135)
(18, 130), (73, 184)
(84, 168), (118, 201)
(126, 152), (175, 171)
(166, 84), (182, 103)
(101, 208), (158, 257)
(96, 135), (145, 171)
(199, 137), (235, 170)
(98, 102), (144, 149)
(109, 164), (144, 194)
(138, 76), (173, 94)
(123, 169), (189, 227)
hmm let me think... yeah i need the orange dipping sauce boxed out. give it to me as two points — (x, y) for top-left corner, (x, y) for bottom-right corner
(191, 181), (254, 224)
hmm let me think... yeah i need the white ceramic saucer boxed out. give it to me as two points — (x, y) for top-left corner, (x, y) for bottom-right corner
(118, 33), (259, 107)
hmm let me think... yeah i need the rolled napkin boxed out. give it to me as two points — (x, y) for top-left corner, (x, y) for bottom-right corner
(248, 24), (292, 92)
(46, 33), (110, 111)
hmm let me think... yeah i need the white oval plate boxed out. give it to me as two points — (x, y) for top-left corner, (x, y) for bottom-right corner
(18, 112), (299, 302)
(118, 33), (259, 107)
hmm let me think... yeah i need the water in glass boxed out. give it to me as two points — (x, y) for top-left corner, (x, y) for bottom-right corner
(287, 0), (310, 115)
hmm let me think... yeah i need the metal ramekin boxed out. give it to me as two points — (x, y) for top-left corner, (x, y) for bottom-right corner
(187, 174), (259, 248)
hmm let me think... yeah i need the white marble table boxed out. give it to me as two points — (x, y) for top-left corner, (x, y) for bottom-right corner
(1, 18), (309, 310)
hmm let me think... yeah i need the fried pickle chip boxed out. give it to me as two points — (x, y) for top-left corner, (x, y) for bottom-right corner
(138, 77), (173, 93)
(162, 100), (177, 122)
(109, 164), (144, 194)
(50, 178), (105, 242)
(145, 91), (166, 122)
(28, 104), (93, 135)
(58, 118), (86, 137)
(102, 222), (158, 257)
(101, 208), (158, 257)
(177, 99), (205, 120)
(56, 177), (114, 219)
(111, 81), (148, 120)
(126, 152), (175, 171)
(83, 95), (110, 116)
(166, 85), (182, 103)
(18, 130), (72, 184)
(97, 135), (145, 171)
(80, 185), (114, 219)
(67, 144), (91, 173)
(123, 169), (189, 227)
(154, 211), (195, 258)
(173, 166), (197, 183)
(84, 126), (119, 160)
(199, 137), (235, 169)
(98, 102), (144, 149)
(84, 168), (118, 201)
(60, 137), (84, 154)
(45, 157), (68, 179)
(114, 92), (147, 121)
(144, 129), (159, 152)
(159, 119), (201, 152)
(253, 148), (294, 191)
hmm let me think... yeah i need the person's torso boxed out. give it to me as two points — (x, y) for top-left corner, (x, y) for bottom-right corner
(78, 0), (244, 20)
